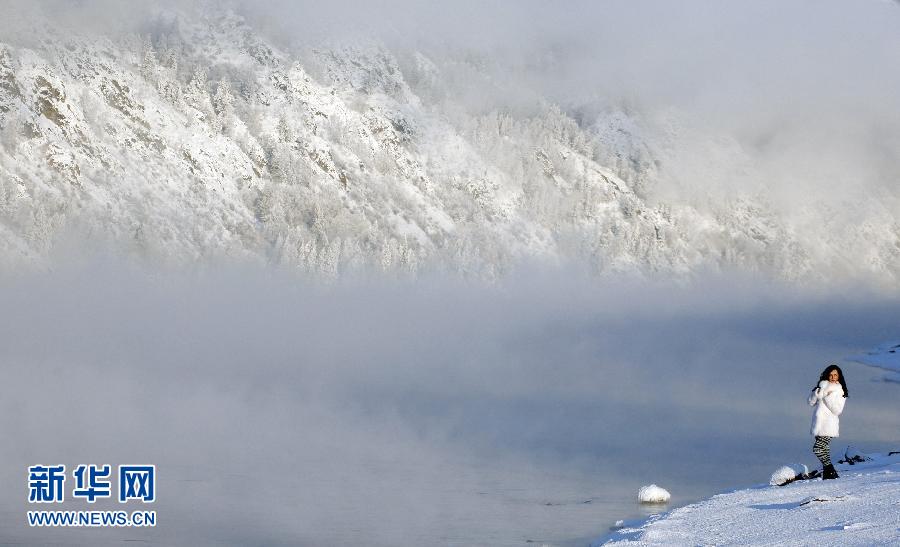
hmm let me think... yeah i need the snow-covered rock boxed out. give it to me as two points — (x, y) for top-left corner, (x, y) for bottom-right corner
(768, 463), (819, 486)
(769, 465), (801, 486)
(638, 484), (670, 504)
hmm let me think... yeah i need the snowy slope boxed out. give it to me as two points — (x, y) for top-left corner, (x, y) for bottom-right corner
(1, 5), (898, 281)
(597, 453), (900, 546)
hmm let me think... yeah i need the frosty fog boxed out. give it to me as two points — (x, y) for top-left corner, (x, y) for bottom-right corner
(2, 0), (899, 545)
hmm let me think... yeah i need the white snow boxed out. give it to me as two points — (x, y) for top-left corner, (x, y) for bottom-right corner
(848, 340), (900, 382)
(637, 484), (670, 504)
(598, 452), (900, 546)
(769, 465), (804, 486)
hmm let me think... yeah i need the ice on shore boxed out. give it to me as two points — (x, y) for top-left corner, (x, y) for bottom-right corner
(601, 452), (900, 546)
(848, 340), (900, 382)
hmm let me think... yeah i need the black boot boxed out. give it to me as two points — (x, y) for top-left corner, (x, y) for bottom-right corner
(822, 464), (839, 480)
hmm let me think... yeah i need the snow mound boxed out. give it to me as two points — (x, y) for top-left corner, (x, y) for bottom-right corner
(638, 484), (670, 503)
(769, 465), (798, 486)
(769, 463), (810, 486)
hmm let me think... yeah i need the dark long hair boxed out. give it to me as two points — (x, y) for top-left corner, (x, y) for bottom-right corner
(815, 364), (849, 398)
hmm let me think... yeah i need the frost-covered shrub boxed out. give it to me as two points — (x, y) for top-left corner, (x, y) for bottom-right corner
(638, 484), (670, 503)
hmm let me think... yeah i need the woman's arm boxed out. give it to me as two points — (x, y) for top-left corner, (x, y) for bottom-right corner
(808, 380), (828, 405)
(807, 389), (819, 406)
(823, 391), (846, 416)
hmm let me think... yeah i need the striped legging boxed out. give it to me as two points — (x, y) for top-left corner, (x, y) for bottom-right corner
(813, 435), (833, 466)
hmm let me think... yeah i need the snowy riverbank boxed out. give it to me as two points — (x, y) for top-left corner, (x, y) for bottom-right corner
(849, 341), (900, 383)
(596, 452), (900, 545)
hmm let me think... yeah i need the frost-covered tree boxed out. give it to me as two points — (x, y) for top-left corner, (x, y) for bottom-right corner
(0, 5), (894, 284)
(212, 79), (235, 132)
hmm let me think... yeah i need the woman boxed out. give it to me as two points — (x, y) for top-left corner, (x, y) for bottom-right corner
(808, 364), (848, 479)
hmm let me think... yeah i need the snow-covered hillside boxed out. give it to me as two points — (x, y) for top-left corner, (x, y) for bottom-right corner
(1, 5), (898, 281)
(598, 452), (900, 546)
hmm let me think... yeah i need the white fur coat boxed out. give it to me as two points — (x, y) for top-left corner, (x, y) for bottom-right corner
(808, 380), (846, 437)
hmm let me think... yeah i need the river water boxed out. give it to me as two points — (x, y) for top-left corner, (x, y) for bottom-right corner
(1, 268), (898, 545)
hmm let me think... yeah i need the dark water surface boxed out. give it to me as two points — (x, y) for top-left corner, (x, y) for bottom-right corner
(2, 268), (898, 545)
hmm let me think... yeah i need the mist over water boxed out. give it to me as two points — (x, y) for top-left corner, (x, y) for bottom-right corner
(2, 264), (898, 545)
